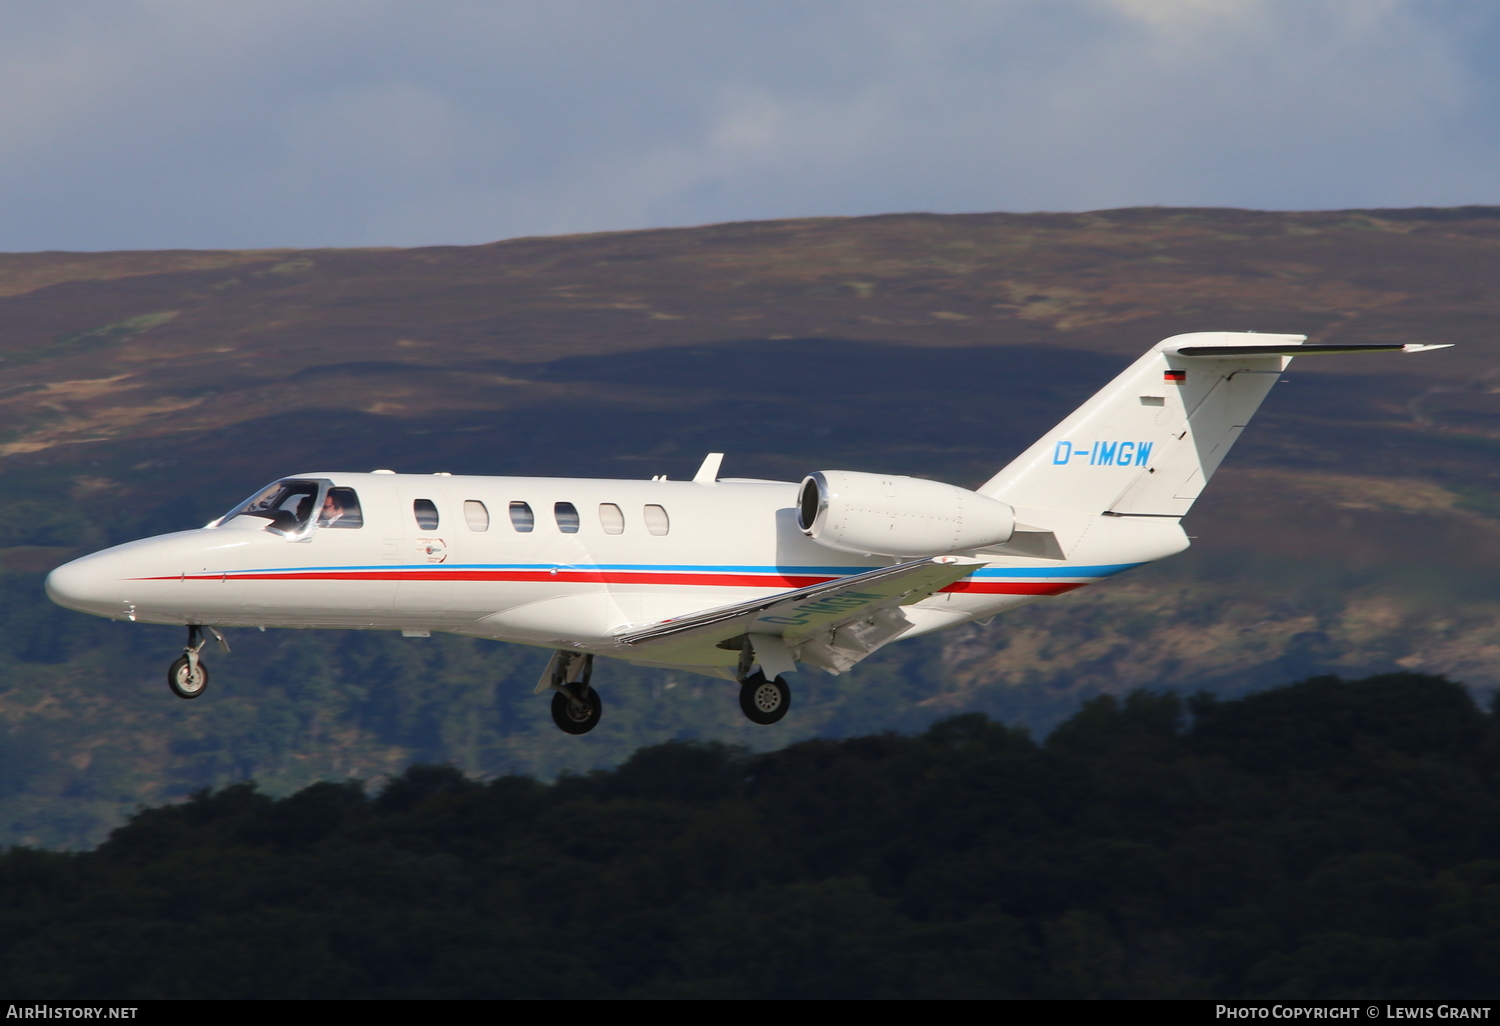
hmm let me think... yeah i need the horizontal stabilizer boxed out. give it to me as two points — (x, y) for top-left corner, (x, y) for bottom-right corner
(1171, 342), (1453, 357)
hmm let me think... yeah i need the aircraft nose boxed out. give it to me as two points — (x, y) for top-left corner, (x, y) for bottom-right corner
(46, 550), (126, 617)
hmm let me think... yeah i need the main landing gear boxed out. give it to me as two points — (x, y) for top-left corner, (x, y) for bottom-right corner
(540, 650), (601, 735)
(736, 643), (791, 725)
(167, 625), (228, 700)
(534, 643), (794, 733)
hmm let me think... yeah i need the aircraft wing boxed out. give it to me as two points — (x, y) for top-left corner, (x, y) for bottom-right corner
(613, 555), (983, 673)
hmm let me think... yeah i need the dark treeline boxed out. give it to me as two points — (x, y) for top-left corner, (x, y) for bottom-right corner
(3, 672), (1500, 999)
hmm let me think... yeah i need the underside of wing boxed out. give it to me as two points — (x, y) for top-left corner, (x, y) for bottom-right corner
(611, 556), (982, 674)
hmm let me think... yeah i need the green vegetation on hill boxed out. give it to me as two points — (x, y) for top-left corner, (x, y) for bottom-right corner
(1, 673), (1497, 999)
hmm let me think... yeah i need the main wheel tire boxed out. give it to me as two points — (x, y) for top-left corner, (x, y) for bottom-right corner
(739, 671), (790, 725)
(551, 685), (602, 735)
(167, 655), (209, 700)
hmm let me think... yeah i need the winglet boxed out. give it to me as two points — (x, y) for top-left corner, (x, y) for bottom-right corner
(1403, 343), (1455, 353)
(693, 453), (724, 484)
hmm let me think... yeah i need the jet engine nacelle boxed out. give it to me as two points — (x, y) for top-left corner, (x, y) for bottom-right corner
(796, 470), (1016, 558)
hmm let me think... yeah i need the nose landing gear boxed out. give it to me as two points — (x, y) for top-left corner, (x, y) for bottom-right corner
(538, 650), (601, 735)
(167, 625), (228, 700)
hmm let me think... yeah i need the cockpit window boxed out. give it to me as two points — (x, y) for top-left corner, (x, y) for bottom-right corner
(319, 487), (363, 529)
(226, 480), (321, 534)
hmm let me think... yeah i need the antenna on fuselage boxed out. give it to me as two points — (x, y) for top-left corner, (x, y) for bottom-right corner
(692, 453), (724, 484)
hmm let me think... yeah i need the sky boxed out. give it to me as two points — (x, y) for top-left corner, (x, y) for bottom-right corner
(2, 0), (1498, 251)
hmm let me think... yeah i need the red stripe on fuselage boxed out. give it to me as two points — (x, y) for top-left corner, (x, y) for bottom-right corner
(943, 581), (1086, 596)
(136, 570), (1093, 596)
(146, 570), (839, 588)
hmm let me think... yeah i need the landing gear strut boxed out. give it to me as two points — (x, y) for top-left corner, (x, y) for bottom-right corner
(540, 651), (601, 735)
(736, 642), (791, 725)
(167, 625), (227, 700)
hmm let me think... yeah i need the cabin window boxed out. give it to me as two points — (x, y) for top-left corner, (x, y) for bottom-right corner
(464, 500), (490, 532)
(413, 499), (439, 531)
(555, 502), (580, 534)
(643, 504), (670, 536)
(598, 503), (625, 535)
(319, 487), (363, 529)
(509, 501), (534, 532)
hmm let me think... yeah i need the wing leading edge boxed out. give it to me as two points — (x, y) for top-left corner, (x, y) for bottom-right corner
(612, 556), (983, 674)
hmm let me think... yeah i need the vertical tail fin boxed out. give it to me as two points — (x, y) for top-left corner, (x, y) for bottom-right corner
(978, 332), (1298, 518)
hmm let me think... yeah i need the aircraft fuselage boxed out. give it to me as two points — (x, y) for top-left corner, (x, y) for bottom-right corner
(45, 471), (1160, 674)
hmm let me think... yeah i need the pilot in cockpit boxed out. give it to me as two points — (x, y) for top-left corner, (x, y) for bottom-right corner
(226, 481), (359, 533)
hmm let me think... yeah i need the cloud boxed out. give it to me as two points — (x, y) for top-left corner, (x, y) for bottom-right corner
(0, 0), (1495, 250)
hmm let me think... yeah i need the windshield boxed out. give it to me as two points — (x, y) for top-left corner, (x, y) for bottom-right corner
(222, 479), (323, 534)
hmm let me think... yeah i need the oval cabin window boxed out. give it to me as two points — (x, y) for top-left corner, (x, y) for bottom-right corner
(555, 502), (580, 534)
(643, 504), (670, 536)
(464, 500), (490, 532)
(509, 501), (534, 533)
(413, 499), (439, 531)
(598, 503), (625, 535)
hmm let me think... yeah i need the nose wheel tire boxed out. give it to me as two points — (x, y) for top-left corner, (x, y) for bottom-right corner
(551, 685), (602, 735)
(739, 671), (790, 725)
(167, 655), (209, 700)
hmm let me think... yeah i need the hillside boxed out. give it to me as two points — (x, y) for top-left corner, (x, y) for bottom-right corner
(2, 206), (1500, 847)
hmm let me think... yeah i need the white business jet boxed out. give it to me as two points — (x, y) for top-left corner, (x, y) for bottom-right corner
(45, 332), (1449, 734)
